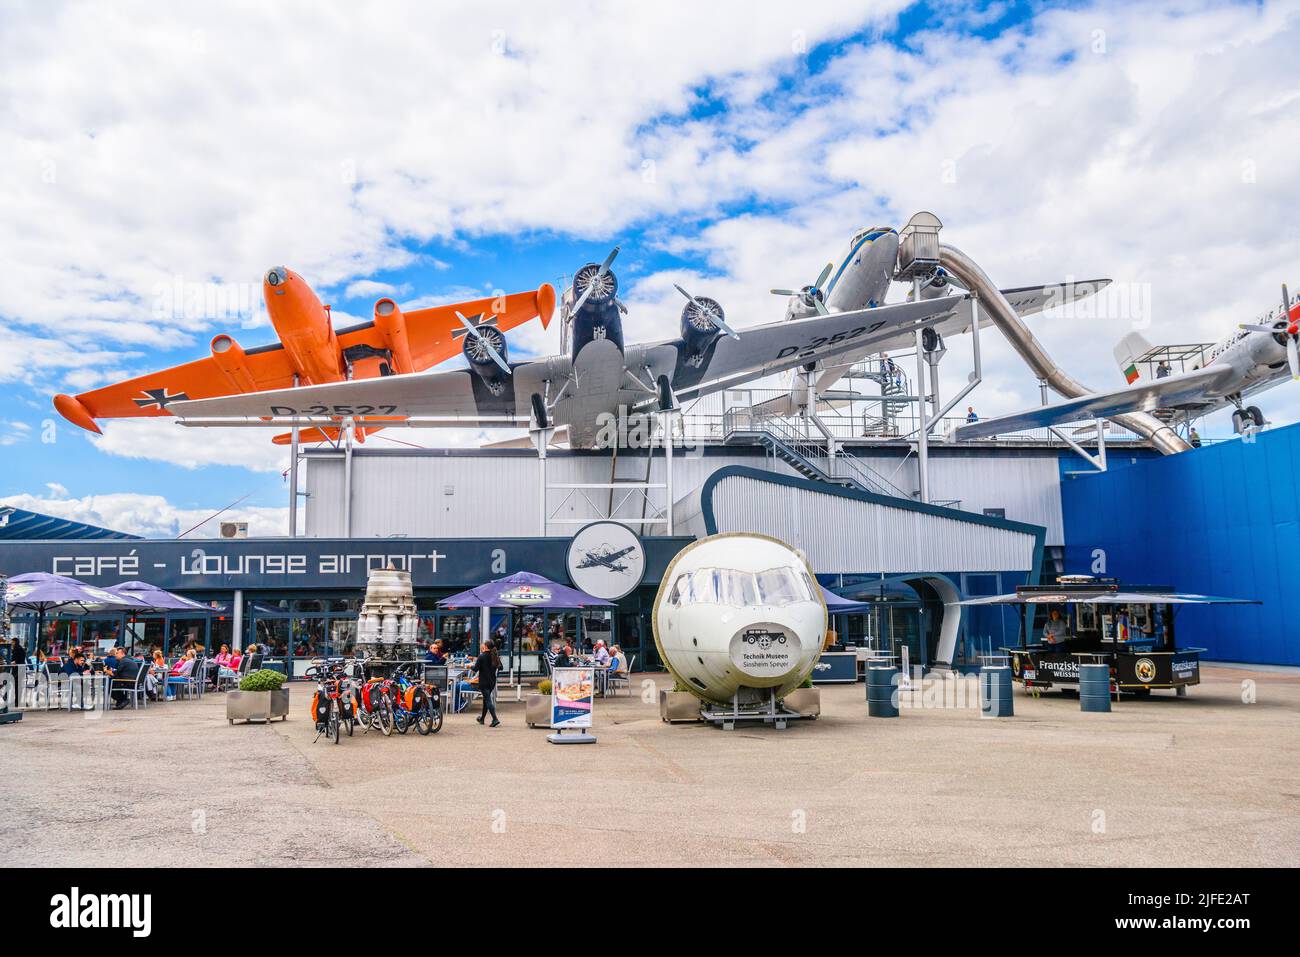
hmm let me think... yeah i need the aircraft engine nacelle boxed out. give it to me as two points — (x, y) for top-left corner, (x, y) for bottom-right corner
(568, 261), (626, 359)
(918, 267), (951, 300)
(653, 533), (827, 707)
(210, 334), (259, 393)
(373, 299), (414, 375)
(679, 296), (725, 366)
(462, 325), (511, 395)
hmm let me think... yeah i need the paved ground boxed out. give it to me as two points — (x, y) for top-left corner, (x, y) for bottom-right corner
(2, 667), (1297, 867)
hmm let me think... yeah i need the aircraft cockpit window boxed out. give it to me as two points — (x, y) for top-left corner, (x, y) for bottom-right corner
(754, 567), (812, 606)
(672, 566), (815, 607)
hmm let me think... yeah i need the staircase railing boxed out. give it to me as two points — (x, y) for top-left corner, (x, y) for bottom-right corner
(734, 412), (912, 500)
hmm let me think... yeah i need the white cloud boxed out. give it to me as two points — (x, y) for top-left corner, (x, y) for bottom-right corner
(86, 419), (289, 472)
(343, 279), (401, 300)
(0, 490), (287, 538)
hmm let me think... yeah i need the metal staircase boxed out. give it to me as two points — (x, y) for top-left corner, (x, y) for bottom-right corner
(732, 413), (911, 499)
(849, 362), (909, 437)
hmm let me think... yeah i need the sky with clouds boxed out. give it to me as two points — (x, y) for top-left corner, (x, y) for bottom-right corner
(1, 0), (1297, 537)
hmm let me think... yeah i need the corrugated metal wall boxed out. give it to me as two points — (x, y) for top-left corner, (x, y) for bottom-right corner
(305, 445), (1068, 543)
(707, 474), (1040, 573)
(1061, 422), (1300, 665)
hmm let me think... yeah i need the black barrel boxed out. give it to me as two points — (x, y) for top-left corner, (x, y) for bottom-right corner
(1079, 663), (1112, 713)
(979, 665), (1014, 718)
(866, 666), (899, 718)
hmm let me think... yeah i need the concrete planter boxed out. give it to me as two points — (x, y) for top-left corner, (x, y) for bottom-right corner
(227, 688), (290, 725)
(782, 687), (821, 718)
(660, 690), (702, 723)
(526, 693), (551, 728)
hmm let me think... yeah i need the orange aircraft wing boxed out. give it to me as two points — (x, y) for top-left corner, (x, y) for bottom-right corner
(54, 345), (300, 434)
(333, 285), (555, 375)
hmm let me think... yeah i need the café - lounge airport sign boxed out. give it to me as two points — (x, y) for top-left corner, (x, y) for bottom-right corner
(0, 535), (688, 593)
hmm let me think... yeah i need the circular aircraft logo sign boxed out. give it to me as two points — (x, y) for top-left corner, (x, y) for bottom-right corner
(567, 521), (645, 601)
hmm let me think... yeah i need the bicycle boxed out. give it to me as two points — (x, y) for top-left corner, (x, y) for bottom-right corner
(306, 659), (357, 744)
(391, 663), (443, 736)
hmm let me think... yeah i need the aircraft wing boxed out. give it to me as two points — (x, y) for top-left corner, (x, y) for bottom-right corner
(754, 279), (1111, 416)
(333, 286), (554, 373)
(54, 348), (301, 433)
(168, 357), (558, 425)
(640, 294), (969, 403)
(952, 364), (1236, 440)
(999, 279), (1111, 318)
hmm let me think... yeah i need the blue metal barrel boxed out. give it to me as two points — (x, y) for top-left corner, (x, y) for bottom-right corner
(866, 666), (899, 718)
(1079, 663), (1112, 713)
(979, 665), (1014, 718)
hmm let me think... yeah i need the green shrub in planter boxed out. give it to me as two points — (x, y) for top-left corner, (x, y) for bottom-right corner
(240, 669), (286, 692)
(538, 678), (553, 696)
(799, 675), (814, 689)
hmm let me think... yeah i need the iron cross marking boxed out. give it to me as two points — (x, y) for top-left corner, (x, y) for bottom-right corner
(134, 388), (191, 410)
(450, 313), (501, 340)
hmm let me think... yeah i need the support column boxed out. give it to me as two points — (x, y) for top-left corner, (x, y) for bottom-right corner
(913, 277), (930, 504)
(532, 426), (553, 536)
(343, 417), (354, 538)
(288, 374), (299, 538)
(232, 589), (244, 651)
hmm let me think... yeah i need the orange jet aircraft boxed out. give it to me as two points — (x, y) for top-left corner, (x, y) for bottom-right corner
(54, 266), (556, 445)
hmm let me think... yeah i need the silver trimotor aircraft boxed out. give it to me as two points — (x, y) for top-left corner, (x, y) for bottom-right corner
(955, 284), (1300, 441)
(170, 246), (972, 448)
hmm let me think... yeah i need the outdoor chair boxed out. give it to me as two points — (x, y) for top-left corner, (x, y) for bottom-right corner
(111, 663), (150, 710)
(608, 654), (635, 696)
(165, 661), (200, 701)
(218, 654), (251, 692)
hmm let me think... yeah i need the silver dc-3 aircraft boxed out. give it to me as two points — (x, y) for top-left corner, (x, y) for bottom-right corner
(170, 245), (974, 447)
(955, 284), (1300, 441)
(759, 224), (1111, 415)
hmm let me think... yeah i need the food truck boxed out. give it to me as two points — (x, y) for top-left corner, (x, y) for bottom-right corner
(959, 576), (1257, 696)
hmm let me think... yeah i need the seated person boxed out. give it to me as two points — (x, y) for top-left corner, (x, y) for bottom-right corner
(552, 642), (571, 669)
(213, 644), (234, 669)
(592, 640), (611, 668)
(609, 644), (627, 675)
(165, 651), (196, 700)
(217, 648), (242, 684)
(108, 648), (143, 708)
(61, 652), (88, 677)
(423, 641), (447, 665)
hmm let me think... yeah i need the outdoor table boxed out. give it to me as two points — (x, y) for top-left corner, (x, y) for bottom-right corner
(67, 672), (110, 712)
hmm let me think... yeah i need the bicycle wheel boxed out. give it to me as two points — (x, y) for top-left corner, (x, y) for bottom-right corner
(374, 694), (395, 736)
(327, 706), (340, 744)
(395, 706), (410, 734)
(344, 714), (354, 737)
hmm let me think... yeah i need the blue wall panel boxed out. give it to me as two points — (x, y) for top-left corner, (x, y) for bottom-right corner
(1061, 422), (1300, 665)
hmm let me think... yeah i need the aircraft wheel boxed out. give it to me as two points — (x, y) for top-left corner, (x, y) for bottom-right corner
(530, 393), (549, 429)
(1246, 406), (1265, 428)
(657, 375), (674, 411)
(1231, 410), (1245, 434)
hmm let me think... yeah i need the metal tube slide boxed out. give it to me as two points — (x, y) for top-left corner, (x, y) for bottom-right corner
(938, 243), (1189, 455)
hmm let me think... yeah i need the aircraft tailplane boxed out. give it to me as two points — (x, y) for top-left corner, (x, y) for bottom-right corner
(1113, 331), (1154, 384)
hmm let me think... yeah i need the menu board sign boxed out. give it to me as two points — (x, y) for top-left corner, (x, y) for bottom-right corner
(550, 667), (595, 729)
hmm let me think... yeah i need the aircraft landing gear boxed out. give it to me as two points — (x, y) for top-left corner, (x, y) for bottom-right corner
(1231, 404), (1265, 434)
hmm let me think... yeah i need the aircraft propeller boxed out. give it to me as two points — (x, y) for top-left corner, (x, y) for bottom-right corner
(455, 311), (510, 374)
(770, 262), (834, 316)
(1240, 282), (1299, 380)
(673, 283), (740, 339)
(569, 246), (620, 315)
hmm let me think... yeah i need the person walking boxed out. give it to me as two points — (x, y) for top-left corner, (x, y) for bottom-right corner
(470, 638), (501, 727)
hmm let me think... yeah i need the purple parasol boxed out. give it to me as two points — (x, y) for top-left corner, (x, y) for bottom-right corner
(438, 571), (613, 609)
(106, 580), (216, 614)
